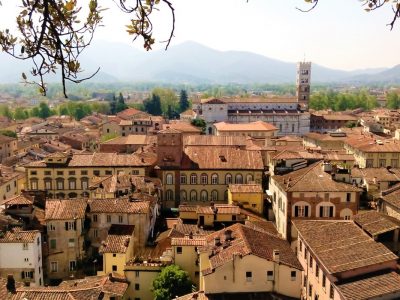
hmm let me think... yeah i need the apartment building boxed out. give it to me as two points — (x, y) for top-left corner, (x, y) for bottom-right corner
(25, 151), (154, 199)
(270, 162), (361, 240)
(0, 228), (43, 287)
(0, 134), (17, 163)
(228, 184), (264, 214)
(45, 199), (88, 281)
(293, 220), (400, 300)
(213, 121), (277, 140)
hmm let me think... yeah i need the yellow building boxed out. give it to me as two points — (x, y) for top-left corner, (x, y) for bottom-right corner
(198, 223), (302, 298)
(213, 121), (277, 140)
(25, 152), (154, 199)
(228, 184), (264, 214)
(0, 134), (17, 163)
(99, 224), (135, 275)
(45, 199), (88, 281)
(157, 129), (264, 208)
(0, 165), (24, 201)
(344, 135), (400, 168)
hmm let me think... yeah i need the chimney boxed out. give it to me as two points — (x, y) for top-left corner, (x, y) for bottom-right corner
(214, 237), (221, 246)
(6, 274), (16, 293)
(192, 293), (199, 299)
(273, 249), (280, 262)
(189, 232), (193, 239)
(224, 229), (233, 241)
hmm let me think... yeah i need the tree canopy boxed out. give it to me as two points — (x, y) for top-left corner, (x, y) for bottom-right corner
(152, 265), (193, 300)
(0, 1), (399, 97)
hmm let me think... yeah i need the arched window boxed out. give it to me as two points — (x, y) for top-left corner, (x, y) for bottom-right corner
(235, 174), (243, 184)
(190, 174), (197, 185)
(190, 190), (197, 202)
(56, 192), (65, 199)
(225, 173), (232, 185)
(56, 178), (64, 190)
(180, 190), (187, 201)
(68, 192), (78, 199)
(316, 202), (335, 218)
(201, 173), (208, 185)
(81, 191), (89, 198)
(30, 178), (38, 190)
(44, 178), (52, 190)
(246, 174), (253, 183)
(81, 177), (89, 190)
(166, 190), (174, 201)
(293, 201), (311, 217)
(211, 174), (219, 185)
(68, 178), (76, 190)
(200, 190), (208, 202)
(211, 190), (218, 201)
(166, 173), (173, 185)
(180, 174), (187, 184)
(340, 208), (353, 220)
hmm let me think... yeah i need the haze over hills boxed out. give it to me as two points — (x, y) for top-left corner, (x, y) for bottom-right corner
(0, 40), (399, 85)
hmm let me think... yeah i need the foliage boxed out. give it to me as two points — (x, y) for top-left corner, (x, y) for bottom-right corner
(0, 105), (13, 119)
(116, 92), (128, 113)
(57, 101), (93, 120)
(143, 94), (163, 116)
(386, 92), (400, 109)
(179, 90), (190, 113)
(191, 119), (206, 133)
(309, 91), (378, 111)
(152, 87), (179, 117)
(101, 132), (119, 142)
(38, 102), (52, 119)
(0, 130), (17, 138)
(14, 107), (30, 120)
(152, 265), (193, 300)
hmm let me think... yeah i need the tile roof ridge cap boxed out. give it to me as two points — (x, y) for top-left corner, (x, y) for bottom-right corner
(287, 161), (321, 189)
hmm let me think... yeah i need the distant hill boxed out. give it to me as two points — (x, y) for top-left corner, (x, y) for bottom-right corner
(0, 40), (393, 84)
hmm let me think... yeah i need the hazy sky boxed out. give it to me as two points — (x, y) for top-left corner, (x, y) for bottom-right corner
(1, 0), (399, 71)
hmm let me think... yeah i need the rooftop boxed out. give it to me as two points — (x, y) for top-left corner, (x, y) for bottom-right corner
(45, 199), (87, 220)
(353, 211), (400, 236)
(293, 220), (398, 274)
(0, 228), (39, 243)
(214, 121), (277, 132)
(88, 198), (149, 214)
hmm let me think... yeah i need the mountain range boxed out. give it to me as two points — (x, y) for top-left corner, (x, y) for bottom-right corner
(0, 40), (398, 85)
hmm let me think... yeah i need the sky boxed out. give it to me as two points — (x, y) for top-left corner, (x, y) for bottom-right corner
(0, 0), (400, 71)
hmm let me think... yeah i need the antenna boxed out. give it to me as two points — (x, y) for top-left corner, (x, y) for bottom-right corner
(303, 53), (306, 62)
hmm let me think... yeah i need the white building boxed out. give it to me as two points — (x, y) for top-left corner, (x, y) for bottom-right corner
(0, 228), (43, 286)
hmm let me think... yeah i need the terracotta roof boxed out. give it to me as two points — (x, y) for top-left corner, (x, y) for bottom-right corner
(176, 291), (209, 300)
(0, 134), (16, 144)
(354, 211), (400, 236)
(89, 174), (157, 195)
(202, 97), (298, 104)
(351, 167), (400, 183)
(201, 223), (302, 273)
(337, 272), (400, 300)
(101, 134), (156, 145)
(68, 152), (151, 167)
(321, 114), (358, 121)
(183, 147), (264, 170)
(229, 184), (263, 193)
(244, 220), (279, 236)
(214, 121), (277, 132)
(213, 204), (241, 215)
(0, 228), (39, 243)
(381, 184), (400, 209)
(45, 199), (87, 220)
(201, 98), (226, 104)
(293, 220), (398, 274)
(323, 152), (355, 162)
(345, 136), (400, 153)
(171, 237), (207, 246)
(196, 206), (214, 214)
(272, 162), (361, 192)
(99, 234), (132, 254)
(183, 135), (247, 147)
(179, 205), (198, 212)
(88, 198), (149, 214)
(1, 194), (33, 206)
(162, 122), (201, 133)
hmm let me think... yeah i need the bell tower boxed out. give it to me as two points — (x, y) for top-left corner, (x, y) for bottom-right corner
(296, 61), (311, 107)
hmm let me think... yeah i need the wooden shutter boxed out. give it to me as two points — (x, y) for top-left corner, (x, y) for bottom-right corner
(305, 206), (309, 217)
(329, 206), (334, 218)
(319, 206), (324, 217)
(294, 206), (299, 217)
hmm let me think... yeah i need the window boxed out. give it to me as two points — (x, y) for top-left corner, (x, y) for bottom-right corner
(180, 190), (187, 201)
(391, 159), (398, 168)
(299, 240), (303, 253)
(118, 215), (123, 223)
(50, 239), (56, 249)
(30, 179), (38, 190)
(211, 174), (218, 185)
(291, 271), (296, 281)
(235, 174), (243, 184)
(135, 283), (140, 290)
(69, 171), (75, 175)
(180, 174), (187, 184)
(51, 261), (58, 272)
(176, 247), (182, 254)
(267, 271), (274, 281)
(319, 205), (334, 218)
(93, 170), (100, 176)
(93, 229), (98, 238)
(56, 179), (64, 190)
(65, 221), (76, 231)
(246, 174), (253, 183)
(190, 174), (197, 184)
(166, 190), (174, 201)
(200, 190), (208, 202)
(135, 271), (140, 278)
(22, 243), (29, 250)
(81, 178), (89, 190)
(309, 256), (313, 269)
(225, 174), (232, 185)
(309, 283), (313, 297)
(322, 274), (326, 288)
(44, 171), (51, 176)
(201, 173), (208, 185)
(292, 124), (295, 132)
(166, 173), (173, 185)
(92, 214), (98, 222)
(190, 190), (197, 202)
(69, 260), (77, 271)
(69, 178), (76, 190)
(211, 190), (218, 201)
(112, 265), (117, 271)
(329, 284), (334, 299)
(44, 179), (52, 190)
(294, 205), (309, 217)
(366, 159), (374, 168)
(48, 223), (55, 231)
(30, 171), (37, 175)
(303, 275), (307, 287)
(245, 271), (252, 282)
(346, 193), (351, 202)
(81, 170), (88, 175)
(316, 264), (319, 279)
(105, 170), (112, 175)
(107, 215), (111, 223)
(68, 238), (75, 247)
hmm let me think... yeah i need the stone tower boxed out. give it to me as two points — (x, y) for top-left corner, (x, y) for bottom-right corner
(296, 61), (312, 106)
(156, 128), (183, 167)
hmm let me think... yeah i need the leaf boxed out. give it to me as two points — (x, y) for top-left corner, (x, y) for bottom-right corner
(22, 72), (27, 80)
